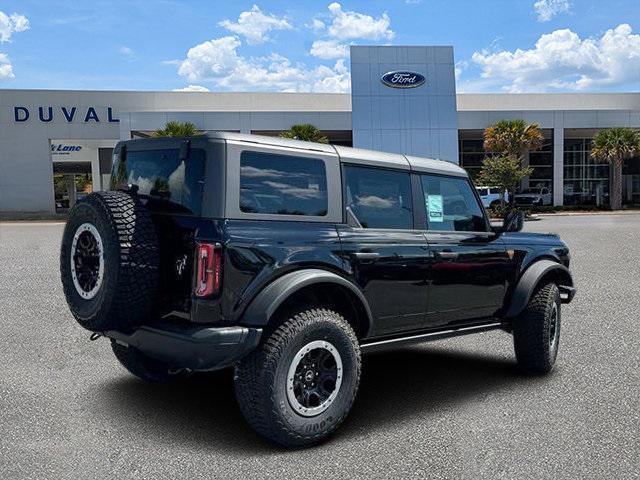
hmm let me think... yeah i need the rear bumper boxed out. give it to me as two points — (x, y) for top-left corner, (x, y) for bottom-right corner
(106, 322), (262, 371)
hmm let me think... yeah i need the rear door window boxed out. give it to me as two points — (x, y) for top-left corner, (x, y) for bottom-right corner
(344, 165), (413, 229)
(240, 151), (328, 216)
(111, 148), (205, 215)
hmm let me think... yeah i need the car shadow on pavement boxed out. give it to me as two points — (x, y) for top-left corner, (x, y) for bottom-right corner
(340, 347), (523, 438)
(96, 346), (525, 453)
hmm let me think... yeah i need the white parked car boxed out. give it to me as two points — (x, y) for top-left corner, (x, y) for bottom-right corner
(476, 186), (508, 209)
(514, 187), (552, 206)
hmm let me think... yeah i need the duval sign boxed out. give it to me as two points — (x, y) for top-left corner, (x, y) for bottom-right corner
(13, 106), (120, 123)
(380, 71), (426, 89)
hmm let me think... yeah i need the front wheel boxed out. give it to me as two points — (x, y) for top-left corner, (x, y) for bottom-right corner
(234, 308), (361, 448)
(512, 283), (561, 375)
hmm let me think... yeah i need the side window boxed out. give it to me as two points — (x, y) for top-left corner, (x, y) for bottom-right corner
(344, 165), (413, 229)
(478, 188), (488, 196)
(240, 151), (328, 216)
(420, 175), (488, 232)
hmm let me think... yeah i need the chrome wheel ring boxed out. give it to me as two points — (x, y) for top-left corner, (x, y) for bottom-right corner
(286, 340), (343, 417)
(70, 223), (104, 300)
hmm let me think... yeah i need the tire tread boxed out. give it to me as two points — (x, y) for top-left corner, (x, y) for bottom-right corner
(235, 308), (360, 447)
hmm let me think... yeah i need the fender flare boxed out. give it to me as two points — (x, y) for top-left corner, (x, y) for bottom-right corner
(506, 259), (574, 318)
(240, 269), (373, 335)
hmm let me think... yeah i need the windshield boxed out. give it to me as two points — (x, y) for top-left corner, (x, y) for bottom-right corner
(110, 148), (205, 215)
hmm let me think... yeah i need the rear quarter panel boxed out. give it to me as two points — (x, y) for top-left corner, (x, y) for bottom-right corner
(220, 220), (344, 324)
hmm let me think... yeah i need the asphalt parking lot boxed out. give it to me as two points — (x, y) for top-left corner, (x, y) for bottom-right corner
(1, 214), (638, 479)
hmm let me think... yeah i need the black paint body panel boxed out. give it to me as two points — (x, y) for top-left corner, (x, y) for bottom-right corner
(162, 217), (573, 341)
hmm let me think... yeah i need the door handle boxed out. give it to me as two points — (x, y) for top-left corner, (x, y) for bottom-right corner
(437, 251), (458, 260)
(352, 252), (380, 262)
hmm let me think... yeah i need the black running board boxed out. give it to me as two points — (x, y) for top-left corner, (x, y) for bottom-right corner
(360, 322), (505, 352)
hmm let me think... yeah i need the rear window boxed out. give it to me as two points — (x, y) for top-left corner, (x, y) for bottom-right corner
(240, 151), (328, 216)
(110, 148), (205, 215)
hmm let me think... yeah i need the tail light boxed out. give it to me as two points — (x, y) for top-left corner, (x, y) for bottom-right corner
(195, 242), (222, 297)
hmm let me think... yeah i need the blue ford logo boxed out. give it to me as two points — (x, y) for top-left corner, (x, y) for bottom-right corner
(381, 71), (426, 89)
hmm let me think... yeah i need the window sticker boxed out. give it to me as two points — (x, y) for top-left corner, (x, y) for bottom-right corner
(427, 195), (444, 223)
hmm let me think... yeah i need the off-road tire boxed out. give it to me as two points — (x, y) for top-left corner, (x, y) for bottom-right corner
(513, 282), (561, 375)
(111, 341), (184, 383)
(234, 308), (361, 448)
(60, 191), (159, 332)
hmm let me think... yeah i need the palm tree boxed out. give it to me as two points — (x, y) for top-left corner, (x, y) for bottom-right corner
(483, 119), (544, 159)
(590, 127), (640, 210)
(280, 124), (329, 143)
(152, 121), (202, 137)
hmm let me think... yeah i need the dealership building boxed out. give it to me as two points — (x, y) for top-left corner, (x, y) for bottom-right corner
(1, 45), (639, 214)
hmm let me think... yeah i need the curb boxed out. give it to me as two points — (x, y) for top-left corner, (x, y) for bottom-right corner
(534, 210), (640, 217)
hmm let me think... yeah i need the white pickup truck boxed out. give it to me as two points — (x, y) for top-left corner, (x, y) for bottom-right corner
(476, 186), (508, 209)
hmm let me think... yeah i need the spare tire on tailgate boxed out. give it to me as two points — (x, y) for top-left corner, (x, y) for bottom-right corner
(60, 191), (159, 332)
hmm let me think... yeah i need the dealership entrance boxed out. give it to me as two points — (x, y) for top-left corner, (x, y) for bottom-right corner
(52, 162), (92, 213)
(49, 139), (116, 213)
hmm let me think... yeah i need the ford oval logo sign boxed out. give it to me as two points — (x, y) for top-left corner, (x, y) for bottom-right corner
(381, 71), (426, 89)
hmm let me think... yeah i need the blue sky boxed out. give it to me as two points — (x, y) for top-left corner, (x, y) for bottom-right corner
(0, 0), (638, 93)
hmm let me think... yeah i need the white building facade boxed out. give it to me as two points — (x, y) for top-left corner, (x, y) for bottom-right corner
(0, 45), (639, 214)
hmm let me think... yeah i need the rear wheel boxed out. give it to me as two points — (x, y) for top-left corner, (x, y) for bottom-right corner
(512, 283), (561, 375)
(234, 308), (361, 447)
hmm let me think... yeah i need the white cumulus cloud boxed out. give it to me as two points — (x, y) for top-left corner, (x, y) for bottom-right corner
(308, 3), (394, 59)
(307, 19), (326, 32)
(0, 52), (14, 79)
(533, 0), (570, 22)
(325, 2), (394, 41)
(177, 35), (350, 93)
(310, 39), (350, 60)
(0, 11), (29, 42)
(471, 24), (640, 92)
(178, 36), (243, 82)
(173, 85), (211, 92)
(219, 5), (291, 45)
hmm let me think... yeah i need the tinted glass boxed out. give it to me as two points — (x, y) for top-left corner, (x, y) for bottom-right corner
(344, 165), (413, 229)
(240, 151), (327, 216)
(420, 175), (487, 232)
(110, 148), (205, 215)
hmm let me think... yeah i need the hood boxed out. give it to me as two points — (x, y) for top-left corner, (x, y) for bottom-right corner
(501, 231), (565, 247)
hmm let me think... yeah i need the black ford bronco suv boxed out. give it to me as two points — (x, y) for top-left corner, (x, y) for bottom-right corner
(60, 132), (576, 447)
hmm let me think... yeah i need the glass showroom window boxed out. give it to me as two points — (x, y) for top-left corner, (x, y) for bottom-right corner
(631, 175), (640, 204)
(528, 134), (554, 193)
(459, 130), (553, 193)
(563, 138), (610, 206)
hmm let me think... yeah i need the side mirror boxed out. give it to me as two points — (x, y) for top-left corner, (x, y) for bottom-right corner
(503, 209), (524, 232)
